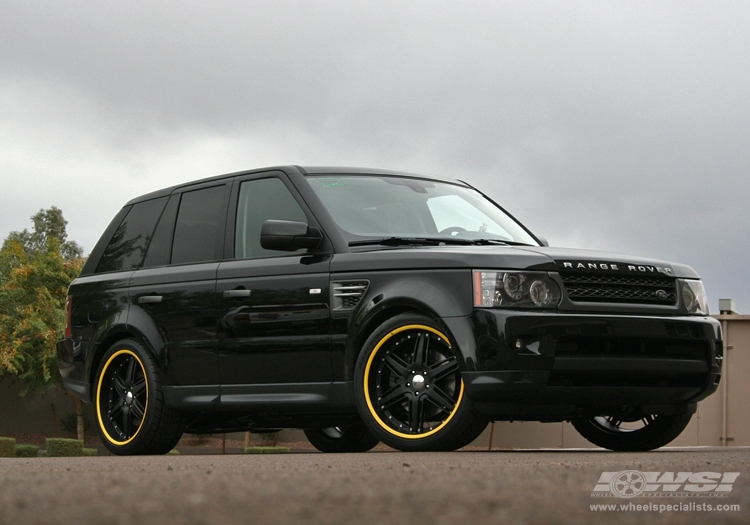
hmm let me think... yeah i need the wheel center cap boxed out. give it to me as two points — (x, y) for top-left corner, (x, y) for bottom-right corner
(412, 374), (425, 390)
(125, 391), (134, 404)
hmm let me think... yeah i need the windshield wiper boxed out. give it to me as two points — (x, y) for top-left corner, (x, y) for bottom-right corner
(349, 237), (475, 247)
(349, 237), (536, 248)
(470, 238), (533, 246)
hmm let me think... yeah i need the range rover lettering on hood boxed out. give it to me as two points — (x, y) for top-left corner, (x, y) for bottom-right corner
(558, 260), (674, 275)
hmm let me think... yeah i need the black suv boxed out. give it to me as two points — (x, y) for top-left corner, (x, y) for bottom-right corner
(57, 166), (722, 455)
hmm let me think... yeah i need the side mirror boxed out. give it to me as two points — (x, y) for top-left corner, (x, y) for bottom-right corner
(260, 220), (323, 252)
(537, 236), (549, 247)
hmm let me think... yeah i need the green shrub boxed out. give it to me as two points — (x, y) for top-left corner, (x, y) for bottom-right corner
(14, 444), (39, 458)
(0, 437), (16, 457)
(167, 449), (180, 455)
(82, 448), (98, 457)
(245, 446), (290, 454)
(45, 438), (84, 457)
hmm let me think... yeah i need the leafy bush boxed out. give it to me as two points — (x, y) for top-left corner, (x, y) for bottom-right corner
(14, 444), (39, 457)
(245, 446), (290, 454)
(167, 449), (180, 455)
(82, 448), (98, 456)
(0, 437), (16, 457)
(45, 437), (84, 457)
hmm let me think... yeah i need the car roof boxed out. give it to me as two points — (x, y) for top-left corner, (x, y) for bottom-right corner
(125, 165), (470, 205)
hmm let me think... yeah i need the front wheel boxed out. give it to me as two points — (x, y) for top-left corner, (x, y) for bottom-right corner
(95, 339), (184, 455)
(304, 423), (380, 453)
(572, 413), (692, 451)
(354, 313), (488, 451)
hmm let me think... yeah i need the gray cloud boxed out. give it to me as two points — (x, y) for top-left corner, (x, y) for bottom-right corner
(1, 0), (749, 311)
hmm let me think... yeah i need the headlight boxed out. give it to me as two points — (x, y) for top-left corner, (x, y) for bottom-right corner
(682, 280), (709, 315)
(473, 270), (561, 308)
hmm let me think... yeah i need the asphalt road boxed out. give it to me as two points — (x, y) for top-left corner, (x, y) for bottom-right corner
(1, 448), (748, 525)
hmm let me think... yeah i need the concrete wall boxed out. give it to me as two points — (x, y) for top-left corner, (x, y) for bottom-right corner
(0, 380), (96, 436)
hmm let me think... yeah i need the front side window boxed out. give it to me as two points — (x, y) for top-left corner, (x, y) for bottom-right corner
(306, 175), (538, 245)
(235, 178), (308, 259)
(96, 197), (167, 273)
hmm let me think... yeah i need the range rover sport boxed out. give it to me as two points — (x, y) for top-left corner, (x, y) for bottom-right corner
(57, 166), (722, 454)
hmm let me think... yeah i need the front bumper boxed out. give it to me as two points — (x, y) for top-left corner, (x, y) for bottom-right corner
(444, 310), (722, 419)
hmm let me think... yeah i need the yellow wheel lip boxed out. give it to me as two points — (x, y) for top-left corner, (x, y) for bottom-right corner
(363, 324), (464, 440)
(96, 349), (149, 446)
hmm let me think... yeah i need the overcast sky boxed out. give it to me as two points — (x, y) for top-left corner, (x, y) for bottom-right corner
(1, 1), (748, 312)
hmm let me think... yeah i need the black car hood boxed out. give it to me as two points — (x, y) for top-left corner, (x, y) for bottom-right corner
(331, 245), (699, 279)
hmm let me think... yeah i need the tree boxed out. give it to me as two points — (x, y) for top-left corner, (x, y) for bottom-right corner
(0, 207), (86, 437)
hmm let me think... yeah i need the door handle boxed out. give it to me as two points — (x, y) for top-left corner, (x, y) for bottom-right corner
(138, 295), (163, 304)
(223, 289), (252, 299)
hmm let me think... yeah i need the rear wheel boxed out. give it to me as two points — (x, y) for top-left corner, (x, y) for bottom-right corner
(304, 423), (380, 453)
(572, 413), (692, 451)
(354, 313), (487, 451)
(95, 339), (184, 455)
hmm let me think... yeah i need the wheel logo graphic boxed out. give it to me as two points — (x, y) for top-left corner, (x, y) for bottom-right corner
(610, 470), (646, 498)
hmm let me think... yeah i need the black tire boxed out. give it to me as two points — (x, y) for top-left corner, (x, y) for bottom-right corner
(94, 339), (184, 455)
(572, 413), (692, 451)
(304, 423), (380, 453)
(354, 313), (488, 451)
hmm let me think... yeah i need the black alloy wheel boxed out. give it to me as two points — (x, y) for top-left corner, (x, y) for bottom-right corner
(355, 313), (487, 451)
(95, 339), (184, 455)
(572, 413), (692, 451)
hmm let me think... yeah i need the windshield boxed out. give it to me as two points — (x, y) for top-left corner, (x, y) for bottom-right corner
(306, 175), (539, 245)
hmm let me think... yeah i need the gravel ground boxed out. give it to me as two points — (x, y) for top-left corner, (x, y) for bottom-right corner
(1, 448), (748, 525)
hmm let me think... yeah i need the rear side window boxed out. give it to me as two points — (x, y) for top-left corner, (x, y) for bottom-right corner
(142, 195), (179, 268)
(235, 178), (308, 259)
(96, 197), (168, 273)
(171, 185), (226, 265)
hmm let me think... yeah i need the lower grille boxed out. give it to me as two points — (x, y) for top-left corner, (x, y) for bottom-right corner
(560, 273), (677, 305)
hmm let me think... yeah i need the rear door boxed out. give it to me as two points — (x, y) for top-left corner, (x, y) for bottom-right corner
(129, 182), (231, 387)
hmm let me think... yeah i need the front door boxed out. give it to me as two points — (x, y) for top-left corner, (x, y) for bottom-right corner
(216, 175), (332, 386)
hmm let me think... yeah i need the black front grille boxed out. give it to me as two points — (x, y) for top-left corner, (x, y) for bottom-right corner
(560, 273), (677, 305)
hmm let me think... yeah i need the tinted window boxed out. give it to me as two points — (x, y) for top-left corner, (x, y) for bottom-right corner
(96, 197), (168, 273)
(235, 178), (308, 259)
(142, 194), (179, 268)
(171, 185), (226, 265)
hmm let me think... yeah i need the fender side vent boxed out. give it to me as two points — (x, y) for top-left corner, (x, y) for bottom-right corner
(331, 281), (369, 310)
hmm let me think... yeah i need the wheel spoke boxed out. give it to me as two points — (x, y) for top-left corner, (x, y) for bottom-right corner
(428, 356), (459, 382)
(121, 406), (131, 436)
(426, 384), (456, 414)
(125, 356), (137, 384)
(641, 415), (655, 426)
(409, 394), (424, 432)
(379, 385), (409, 409)
(132, 378), (147, 397)
(131, 398), (145, 421)
(109, 402), (123, 419)
(412, 332), (428, 366)
(112, 372), (126, 396)
(383, 353), (410, 379)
